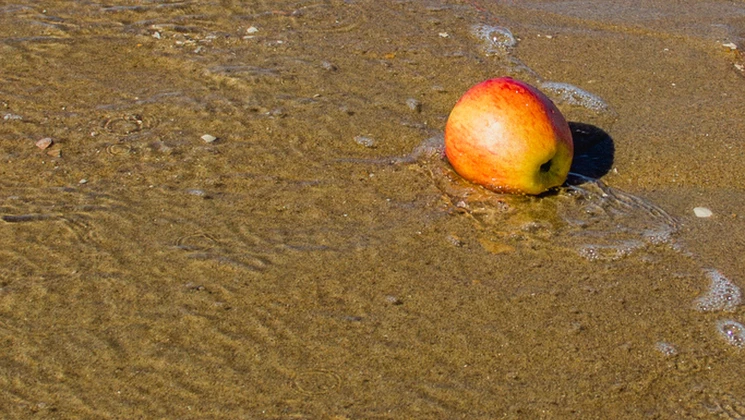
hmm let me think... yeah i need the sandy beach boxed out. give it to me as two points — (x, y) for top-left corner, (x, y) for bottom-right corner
(1, 0), (745, 418)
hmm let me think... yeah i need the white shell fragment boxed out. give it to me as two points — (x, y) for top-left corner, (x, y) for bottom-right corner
(201, 134), (217, 143)
(693, 207), (712, 218)
(722, 42), (738, 50)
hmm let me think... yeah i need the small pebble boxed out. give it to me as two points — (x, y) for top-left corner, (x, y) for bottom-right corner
(406, 98), (422, 113)
(439, 32), (449, 38)
(201, 134), (217, 143)
(385, 295), (403, 305)
(693, 207), (713, 218)
(246, 26), (259, 34)
(35, 137), (53, 150)
(321, 60), (337, 71)
(79, 179), (88, 184)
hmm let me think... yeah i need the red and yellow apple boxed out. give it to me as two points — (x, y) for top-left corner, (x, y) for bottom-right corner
(444, 77), (573, 195)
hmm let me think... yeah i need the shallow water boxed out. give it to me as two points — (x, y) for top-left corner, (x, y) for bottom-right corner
(2, 0), (745, 418)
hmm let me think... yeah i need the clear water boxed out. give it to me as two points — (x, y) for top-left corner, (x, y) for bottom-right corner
(2, 0), (745, 418)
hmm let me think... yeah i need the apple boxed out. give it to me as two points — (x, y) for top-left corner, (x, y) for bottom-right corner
(444, 77), (574, 195)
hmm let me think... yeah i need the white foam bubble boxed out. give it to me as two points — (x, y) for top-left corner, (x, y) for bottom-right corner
(472, 24), (516, 55)
(410, 135), (445, 160)
(655, 342), (678, 356)
(694, 269), (742, 312)
(715, 319), (745, 348)
(641, 228), (675, 245)
(577, 241), (643, 261)
(354, 135), (376, 148)
(539, 81), (611, 112)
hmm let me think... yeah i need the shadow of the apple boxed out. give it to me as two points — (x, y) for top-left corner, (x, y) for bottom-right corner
(567, 121), (614, 184)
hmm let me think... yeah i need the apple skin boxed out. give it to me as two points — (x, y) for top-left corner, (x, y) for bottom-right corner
(444, 77), (574, 195)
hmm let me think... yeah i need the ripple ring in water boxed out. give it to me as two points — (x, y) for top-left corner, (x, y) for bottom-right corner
(292, 369), (342, 396)
(174, 232), (219, 252)
(102, 114), (160, 136)
(105, 143), (133, 156)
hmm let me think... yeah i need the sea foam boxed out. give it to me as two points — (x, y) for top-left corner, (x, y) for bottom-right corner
(540, 81), (611, 112)
(715, 319), (745, 348)
(694, 269), (742, 312)
(471, 24), (516, 55)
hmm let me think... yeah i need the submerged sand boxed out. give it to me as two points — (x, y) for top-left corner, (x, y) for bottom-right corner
(1, 0), (745, 418)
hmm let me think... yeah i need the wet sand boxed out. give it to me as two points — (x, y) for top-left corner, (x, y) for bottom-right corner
(1, 0), (745, 418)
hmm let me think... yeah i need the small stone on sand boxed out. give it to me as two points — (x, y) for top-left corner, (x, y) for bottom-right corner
(406, 98), (422, 113)
(693, 207), (713, 218)
(36, 137), (53, 150)
(385, 295), (403, 305)
(321, 61), (337, 71)
(201, 134), (217, 143)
